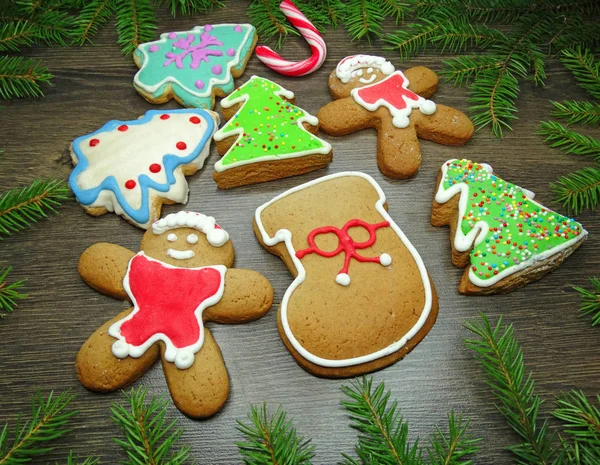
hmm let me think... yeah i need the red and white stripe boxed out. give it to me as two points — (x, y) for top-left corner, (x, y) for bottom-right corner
(255, 0), (327, 77)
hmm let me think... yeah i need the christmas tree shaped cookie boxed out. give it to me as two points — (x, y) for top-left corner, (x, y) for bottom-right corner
(133, 24), (257, 108)
(432, 159), (588, 294)
(213, 76), (333, 188)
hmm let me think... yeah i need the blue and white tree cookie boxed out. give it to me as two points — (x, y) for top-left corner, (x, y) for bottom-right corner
(69, 109), (219, 229)
(133, 24), (257, 108)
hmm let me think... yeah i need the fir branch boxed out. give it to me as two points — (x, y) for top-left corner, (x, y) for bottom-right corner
(551, 166), (600, 214)
(465, 314), (559, 464)
(158, 0), (224, 16)
(114, 0), (157, 56)
(538, 121), (600, 159)
(551, 100), (600, 126)
(0, 267), (26, 316)
(58, 451), (99, 465)
(0, 2), (73, 46)
(553, 391), (600, 464)
(560, 48), (600, 100)
(237, 404), (314, 465)
(441, 55), (504, 87)
(343, 0), (407, 42)
(0, 56), (53, 100)
(0, 179), (69, 238)
(71, 0), (116, 46)
(573, 278), (600, 327)
(110, 387), (191, 465)
(428, 412), (481, 465)
(0, 21), (37, 52)
(341, 377), (423, 465)
(0, 391), (77, 465)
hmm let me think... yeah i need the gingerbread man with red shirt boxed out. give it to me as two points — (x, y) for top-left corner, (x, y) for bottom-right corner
(75, 211), (273, 418)
(317, 55), (474, 179)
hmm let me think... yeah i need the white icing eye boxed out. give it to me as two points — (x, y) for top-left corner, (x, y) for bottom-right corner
(187, 233), (199, 244)
(356, 69), (363, 76)
(167, 233), (177, 242)
(367, 67), (373, 73)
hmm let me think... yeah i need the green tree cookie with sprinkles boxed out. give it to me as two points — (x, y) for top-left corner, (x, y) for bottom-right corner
(432, 159), (588, 295)
(212, 76), (332, 188)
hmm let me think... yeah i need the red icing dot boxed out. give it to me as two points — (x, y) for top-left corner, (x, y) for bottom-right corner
(149, 163), (161, 173)
(176, 141), (187, 150)
(125, 180), (136, 189)
(118, 124), (128, 132)
(160, 114), (170, 120)
(89, 138), (100, 147)
(189, 116), (201, 124)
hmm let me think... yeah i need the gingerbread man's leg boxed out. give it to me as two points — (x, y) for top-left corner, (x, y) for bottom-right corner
(376, 116), (423, 179)
(162, 329), (229, 419)
(317, 98), (375, 136)
(203, 269), (273, 324)
(76, 308), (160, 392)
(411, 105), (475, 146)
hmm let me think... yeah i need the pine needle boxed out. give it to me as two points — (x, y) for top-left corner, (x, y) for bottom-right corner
(71, 0), (116, 46)
(551, 100), (600, 126)
(57, 451), (99, 465)
(551, 166), (600, 215)
(343, 0), (407, 43)
(573, 277), (600, 327)
(0, 21), (37, 52)
(237, 404), (314, 465)
(158, 0), (224, 16)
(0, 56), (53, 100)
(0, 179), (70, 238)
(428, 411), (482, 465)
(110, 387), (191, 465)
(0, 391), (78, 464)
(114, 0), (157, 56)
(560, 48), (600, 100)
(341, 377), (423, 465)
(0, 266), (26, 315)
(465, 314), (559, 464)
(553, 390), (600, 463)
(538, 121), (600, 160)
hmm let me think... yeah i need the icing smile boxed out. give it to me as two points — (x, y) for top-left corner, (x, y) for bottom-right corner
(167, 248), (195, 260)
(359, 74), (377, 84)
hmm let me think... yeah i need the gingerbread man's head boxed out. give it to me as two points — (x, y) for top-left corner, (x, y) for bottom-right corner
(140, 211), (234, 268)
(328, 55), (396, 98)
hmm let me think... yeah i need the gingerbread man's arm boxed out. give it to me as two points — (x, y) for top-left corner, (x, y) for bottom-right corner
(318, 97), (375, 136)
(204, 269), (273, 324)
(411, 104), (475, 146)
(404, 66), (439, 98)
(78, 243), (135, 300)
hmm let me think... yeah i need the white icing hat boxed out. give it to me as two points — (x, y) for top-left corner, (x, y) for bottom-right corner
(152, 211), (229, 247)
(335, 55), (395, 83)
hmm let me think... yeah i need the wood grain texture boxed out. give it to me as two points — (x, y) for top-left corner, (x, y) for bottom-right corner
(0, 3), (599, 464)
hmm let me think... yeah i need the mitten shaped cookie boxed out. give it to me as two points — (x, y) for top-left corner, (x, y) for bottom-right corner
(254, 173), (438, 378)
(317, 55), (474, 179)
(432, 159), (588, 294)
(76, 211), (273, 418)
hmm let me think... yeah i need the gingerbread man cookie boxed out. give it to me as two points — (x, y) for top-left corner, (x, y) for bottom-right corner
(76, 211), (273, 418)
(254, 172), (439, 378)
(317, 55), (474, 179)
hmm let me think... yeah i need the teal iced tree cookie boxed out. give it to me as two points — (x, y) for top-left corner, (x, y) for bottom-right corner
(133, 24), (257, 108)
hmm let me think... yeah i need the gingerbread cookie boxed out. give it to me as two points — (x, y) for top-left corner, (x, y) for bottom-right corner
(133, 24), (257, 108)
(69, 109), (218, 229)
(254, 172), (438, 378)
(317, 55), (474, 179)
(432, 159), (588, 294)
(213, 76), (333, 188)
(76, 211), (273, 418)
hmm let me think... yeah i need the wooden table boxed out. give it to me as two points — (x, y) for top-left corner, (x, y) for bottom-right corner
(1, 3), (598, 463)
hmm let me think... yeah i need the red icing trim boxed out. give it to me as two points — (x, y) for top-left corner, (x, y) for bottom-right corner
(356, 72), (419, 111)
(295, 219), (390, 276)
(120, 253), (223, 348)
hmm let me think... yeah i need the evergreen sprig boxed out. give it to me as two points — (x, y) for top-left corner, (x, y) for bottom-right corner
(110, 387), (191, 465)
(538, 121), (600, 160)
(573, 277), (600, 327)
(343, 0), (406, 43)
(551, 167), (600, 215)
(560, 48), (600, 100)
(237, 404), (315, 465)
(428, 412), (481, 465)
(0, 391), (78, 464)
(551, 101), (600, 126)
(71, 0), (115, 46)
(114, 0), (157, 56)
(0, 56), (53, 100)
(0, 179), (70, 238)
(59, 451), (100, 465)
(465, 314), (558, 464)
(0, 266), (27, 316)
(159, 0), (224, 16)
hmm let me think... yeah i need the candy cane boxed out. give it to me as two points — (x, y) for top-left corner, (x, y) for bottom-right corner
(255, 0), (327, 77)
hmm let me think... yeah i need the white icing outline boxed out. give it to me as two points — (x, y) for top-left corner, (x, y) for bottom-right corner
(435, 159), (588, 287)
(108, 252), (227, 369)
(152, 211), (229, 247)
(335, 55), (395, 83)
(133, 24), (255, 98)
(255, 171), (433, 368)
(351, 71), (436, 128)
(213, 76), (332, 172)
